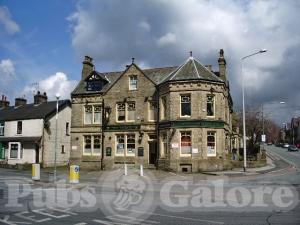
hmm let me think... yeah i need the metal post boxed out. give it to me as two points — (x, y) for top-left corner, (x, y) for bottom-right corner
(124, 163), (127, 176)
(262, 103), (265, 150)
(140, 164), (143, 176)
(54, 94), (60, 182)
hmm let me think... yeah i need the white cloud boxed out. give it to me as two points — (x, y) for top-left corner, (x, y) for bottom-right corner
(22, 72), (77, 101)
(156, 32), (176, 47)
(0, 59), (15, 77)
(68, 0), (300, 123)
(0, 6), (20, 35)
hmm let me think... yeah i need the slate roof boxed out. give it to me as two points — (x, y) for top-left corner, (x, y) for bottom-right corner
(0, 100), (71, 122)
(72, 56), (225, 95)
(162, 57), (223, 83)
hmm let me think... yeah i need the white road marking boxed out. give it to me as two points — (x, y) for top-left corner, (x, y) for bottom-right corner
(0, 215), (31, 225)
(106, 214), (159, 224)
(14, 211), (51, 223)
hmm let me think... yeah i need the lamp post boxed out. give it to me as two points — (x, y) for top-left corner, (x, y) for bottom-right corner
(54, 93), (60, 182)
(242, 49), (267, 172)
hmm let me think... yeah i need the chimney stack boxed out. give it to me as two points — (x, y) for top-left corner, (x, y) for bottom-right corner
(15, 97), (27, 107)
(34, 91), (48, 104)
(82, 56), (94, 80)
(0, 95), (10, 108)
(218, 49), (227, 81)
(205, 65), (213, 72)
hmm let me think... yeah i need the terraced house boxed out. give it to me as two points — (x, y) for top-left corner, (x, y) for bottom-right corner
(70, 50), (237, 172)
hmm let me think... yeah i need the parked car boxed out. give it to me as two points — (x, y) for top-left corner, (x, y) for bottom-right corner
(267, 142), (272, 145)
(283, 143), (290, 148)
(288, 145), (298, 151)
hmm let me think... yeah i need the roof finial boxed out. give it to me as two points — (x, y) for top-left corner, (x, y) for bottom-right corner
(132, 57), (135, 64)
(189, 51), (193, 57)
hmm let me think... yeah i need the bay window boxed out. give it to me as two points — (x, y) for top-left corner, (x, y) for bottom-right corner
(180, 94), (191, 117)
(207, 95), (215, 117)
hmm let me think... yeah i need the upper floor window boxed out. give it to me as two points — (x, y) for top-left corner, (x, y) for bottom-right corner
(0, 122), (4, 136)
(148, 101), (157, 121)
(17, 121), (22, 134)
(129, 75), (137, 90)
(180, 94), (191, 117)
(87, 74), (104, 91)
(116, 102), (136, 122)
(84, 105), (102, 124)
(207, 95), (215, 117)
(207, 131), (216, 157)
(180, 131), (192, 155)
(66, 122), (70, 135)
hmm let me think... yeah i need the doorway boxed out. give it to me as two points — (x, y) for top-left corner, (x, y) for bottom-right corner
(35, 144), (39, 163)
(148, 141), (157, 164)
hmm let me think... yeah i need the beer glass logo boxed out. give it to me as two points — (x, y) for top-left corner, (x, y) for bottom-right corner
(97, 169), (156, 223)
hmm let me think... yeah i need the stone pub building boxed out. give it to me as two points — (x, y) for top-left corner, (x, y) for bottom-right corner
(70, 50), (236, 172)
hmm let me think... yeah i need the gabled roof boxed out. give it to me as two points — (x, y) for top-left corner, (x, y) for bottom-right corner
(0, 100), (71, 122)
(162, 56), (223, 83)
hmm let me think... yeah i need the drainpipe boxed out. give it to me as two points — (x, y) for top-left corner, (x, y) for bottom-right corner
(156, 85), (160, 169)
(101, 99), (105, 170)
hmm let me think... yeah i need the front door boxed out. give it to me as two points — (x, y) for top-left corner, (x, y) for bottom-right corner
(149, 141), (157, 164)
(35, 144), (39, 163)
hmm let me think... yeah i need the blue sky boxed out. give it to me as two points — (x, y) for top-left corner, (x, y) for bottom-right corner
(1, 0), (300, 125)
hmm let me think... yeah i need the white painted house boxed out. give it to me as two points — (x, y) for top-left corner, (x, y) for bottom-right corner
(0, 92), (71, 167)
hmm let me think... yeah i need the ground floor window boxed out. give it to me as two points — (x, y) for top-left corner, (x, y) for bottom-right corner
(180, 131), (192, 155)
(9, 142), (22, 159)
(161, 133), (168, 156)
(83, 135), (101, 156)
(115, 134), (136, 156)
(207, 131), (216, 156)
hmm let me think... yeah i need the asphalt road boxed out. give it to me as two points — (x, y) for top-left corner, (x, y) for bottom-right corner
(0, 145), (299, 225)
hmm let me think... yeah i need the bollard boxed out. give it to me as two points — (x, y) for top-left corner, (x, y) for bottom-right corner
(140, 164), (143, 177)
(124, 163), (128, 176)
(32, 164), (40, 181)
(70, 165), (79, 184)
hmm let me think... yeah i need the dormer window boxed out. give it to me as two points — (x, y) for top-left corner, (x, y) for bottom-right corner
(129, 75), (137, 90)
(86, 74), (104, 91)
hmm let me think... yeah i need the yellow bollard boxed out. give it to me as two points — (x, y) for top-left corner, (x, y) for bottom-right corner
(32, 164), (40, 181)
(70, 165), (79, 184)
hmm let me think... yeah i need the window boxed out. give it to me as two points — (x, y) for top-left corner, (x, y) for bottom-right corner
(148, 101), (157, 121)
(127, 134), (135, 155)
(181, 95), (191, 117)
(129, 75), (137, 90)
(86, 74), (105, 91)
(117, 103), (126, 122)
(161, 96), (167, 120)
(116, 102), (136, 122)
(127, 102), (136, 121)
(93, 105), (102, 124)
(207, 95), (215, 117)
(116, 134), (125, 155)
(115, 134), (136, 156)
(181, 131), (192, 155)
(61, 145), (65, 154)
(66, 122), (69, 135)
(207, 131), (216, 156)
(84, 105), (102, 124)
(83, 135), (101, 156)
(84, 106), (92, 124)
(17, 121), (22, 134)
(0, 122), (4, 136)
(9, 142), (21, 159)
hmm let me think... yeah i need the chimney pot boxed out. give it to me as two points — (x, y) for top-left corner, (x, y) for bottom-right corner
(15, 97), (27, 107)
(82, 55), (94, 80)
(34, 91), (47, 104)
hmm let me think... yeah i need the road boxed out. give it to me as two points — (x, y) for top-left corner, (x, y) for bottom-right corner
(0, 145), (299, 225)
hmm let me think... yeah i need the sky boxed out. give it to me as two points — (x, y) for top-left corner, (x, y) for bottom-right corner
(0, 0), (300, 126)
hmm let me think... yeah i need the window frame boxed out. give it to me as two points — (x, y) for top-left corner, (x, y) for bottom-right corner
(116, 102), (136, 123)
(180, 94), (191, 117)
(206, 94), (215, 118)
(83, 135), (101, 156)
(148, 101), (157, 122)
(180, 131), (192, 156)
(115, 134), (136, 157)
(160, 96), (167, 120)
(66, 122), (70, 135)
(84, 105), (102, 125)
(129, 75), (138, 90)
(17, 121), (22, 135)
(8, 142), (21, 159)
(126, 102), (136, 122)
(0, 122), (4, 136)
(207, 131), (217, 157)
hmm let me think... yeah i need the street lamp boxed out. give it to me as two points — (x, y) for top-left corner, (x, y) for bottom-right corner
(242, 49), (267, 172)
(54, 93), (60, 182)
